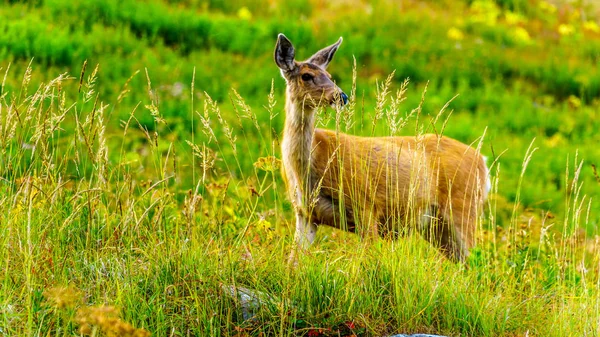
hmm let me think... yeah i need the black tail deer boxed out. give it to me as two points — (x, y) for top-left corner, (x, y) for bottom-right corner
(275, 33), (490, 262)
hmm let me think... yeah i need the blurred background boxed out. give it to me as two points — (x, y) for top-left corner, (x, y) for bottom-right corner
(1, 0), (599, 225)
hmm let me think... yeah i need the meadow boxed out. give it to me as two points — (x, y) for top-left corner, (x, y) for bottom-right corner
(1, 0), (600, 336)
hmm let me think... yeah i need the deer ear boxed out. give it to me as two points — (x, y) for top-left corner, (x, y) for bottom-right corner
(274, 34), (296, 72)
(307, 37), (343, 69)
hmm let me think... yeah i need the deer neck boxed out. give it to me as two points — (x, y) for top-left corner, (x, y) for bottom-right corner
(282, 92), (316, 187)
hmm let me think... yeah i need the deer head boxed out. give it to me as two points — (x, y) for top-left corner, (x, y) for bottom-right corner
(274, 34), (348, 109)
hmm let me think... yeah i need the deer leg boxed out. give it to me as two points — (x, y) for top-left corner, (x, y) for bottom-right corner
(294, 213), (317, 250)
(289, 213), (317, 265)
(435, 219), (469, 263)
(312, 194), (357, 232)
(420, 206), (469, 263)
(356, 209), (380, 240)
(445, 200), (478, 263)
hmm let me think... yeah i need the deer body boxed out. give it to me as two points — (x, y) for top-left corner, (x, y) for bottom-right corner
(276, 34), (489, 262)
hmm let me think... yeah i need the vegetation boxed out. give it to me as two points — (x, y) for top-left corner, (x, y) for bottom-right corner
(1, 0), (599, 335)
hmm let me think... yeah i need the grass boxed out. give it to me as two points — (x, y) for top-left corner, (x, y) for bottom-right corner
(1, 57), (599, 336)
(1, 0), (600, 335)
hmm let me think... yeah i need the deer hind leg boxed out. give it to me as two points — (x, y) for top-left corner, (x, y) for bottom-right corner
(311, 193), (357, 232)
(420, 205), (471, 263)
(356, 208), (380, 241)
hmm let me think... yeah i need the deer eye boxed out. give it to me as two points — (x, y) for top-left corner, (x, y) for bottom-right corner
(301, 73), (314, 81)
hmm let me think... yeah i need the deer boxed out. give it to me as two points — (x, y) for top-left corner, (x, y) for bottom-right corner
(275, 33), (490, 263)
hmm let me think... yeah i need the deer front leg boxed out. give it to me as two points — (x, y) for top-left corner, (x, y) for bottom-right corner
(287, 178), (318, 265)
(289, 177), (318, 249)
(294, 213), (317, 249)
(288, 212), (317, 265)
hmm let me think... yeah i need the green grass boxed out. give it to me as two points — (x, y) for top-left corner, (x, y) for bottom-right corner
(1, 62), (599, 336)
(1, 0), (600, 336)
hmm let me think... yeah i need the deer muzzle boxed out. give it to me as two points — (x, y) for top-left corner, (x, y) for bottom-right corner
(340, 92), (348, 105)
(330, 90), (348, 109)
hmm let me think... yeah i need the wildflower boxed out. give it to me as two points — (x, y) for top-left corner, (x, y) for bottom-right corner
(545, 133), (564, 148)
(447, 27), (464, 41)
(505, 11), (525, 25)
(583, 20), (600, 33)
(470, 1), (500, 25)
(512, 26), (532, 44)
(538, 1), (557, 14)
(567, 95), (582, 109)
(254, 156), (281, 172)
(237, 6), (252, 20)
(558, 24), (575, 36)
(170, 82), (184, 97)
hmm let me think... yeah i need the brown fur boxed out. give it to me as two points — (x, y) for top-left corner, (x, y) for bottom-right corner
(275, 34), (489, 262)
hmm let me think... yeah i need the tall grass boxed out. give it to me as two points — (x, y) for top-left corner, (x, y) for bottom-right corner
(1, 61), (599, 336)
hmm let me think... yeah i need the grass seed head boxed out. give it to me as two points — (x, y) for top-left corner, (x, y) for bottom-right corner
(43, 286), (82, 309)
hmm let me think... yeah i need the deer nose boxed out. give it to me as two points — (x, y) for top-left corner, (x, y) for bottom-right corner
(340, 92), (348, 105)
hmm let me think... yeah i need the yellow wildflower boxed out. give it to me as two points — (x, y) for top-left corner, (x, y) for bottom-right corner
(538, 1), (557, 14)
(447, 27), (464, 41)
(583, 21), (600, 33)
(253, 156), (281, 172)
(505, 11), (525, 25)
(545, 134), (565, 148)
(558, 24), (575, 36)
(470, 1), (500, 26)
(512, 27), (532, 44)
(568, 95), (582, 109)
(237, 6), (253, 20)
